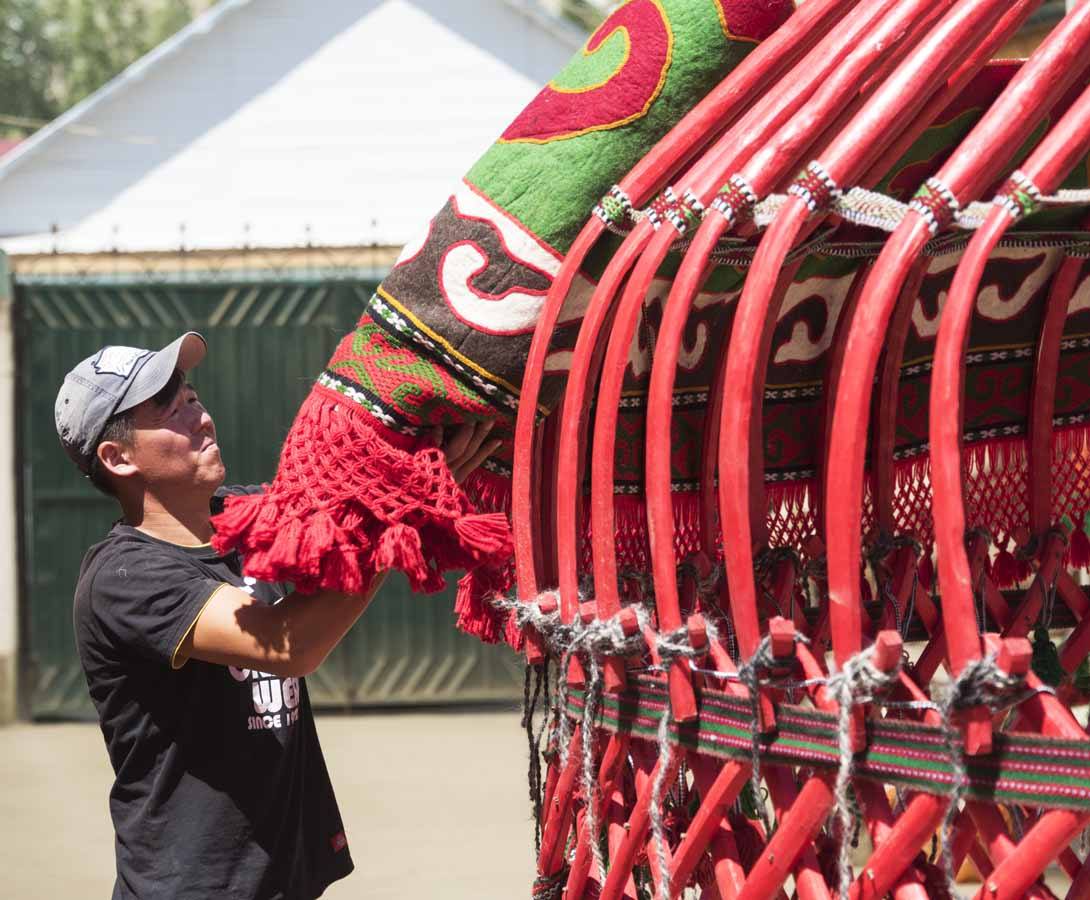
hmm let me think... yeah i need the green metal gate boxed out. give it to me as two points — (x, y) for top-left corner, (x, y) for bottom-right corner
(17, 271), (523, 719)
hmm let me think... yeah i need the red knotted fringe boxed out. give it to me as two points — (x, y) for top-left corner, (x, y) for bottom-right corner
(454, 565), (517, 646)
(990, 545), (1021, 589)
(1070, 516), (1090, 569)
(212, 388), (513, 630)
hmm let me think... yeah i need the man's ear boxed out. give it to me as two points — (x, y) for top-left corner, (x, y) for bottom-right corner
(98, 440), (139, 480)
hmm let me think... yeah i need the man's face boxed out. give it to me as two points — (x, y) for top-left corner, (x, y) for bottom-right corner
(128, 382), (226, 493)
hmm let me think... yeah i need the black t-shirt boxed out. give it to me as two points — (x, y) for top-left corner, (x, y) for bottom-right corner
(73, 488), (353, 899)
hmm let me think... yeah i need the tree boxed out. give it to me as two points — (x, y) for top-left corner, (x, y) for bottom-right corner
(0, 0), (65, 126)
(0, 0), (206, 138)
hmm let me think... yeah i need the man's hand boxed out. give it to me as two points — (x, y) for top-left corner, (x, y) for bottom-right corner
(434, 420), (502, 484)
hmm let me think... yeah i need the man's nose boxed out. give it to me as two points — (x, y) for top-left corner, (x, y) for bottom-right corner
(190, 403), (214, 433)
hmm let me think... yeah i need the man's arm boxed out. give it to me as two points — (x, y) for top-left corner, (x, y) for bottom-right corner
(176, 576), (387, 677)
(179, 419), (501, 676)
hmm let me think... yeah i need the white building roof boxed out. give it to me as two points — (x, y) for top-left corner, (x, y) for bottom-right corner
(0, 0), (582, 255)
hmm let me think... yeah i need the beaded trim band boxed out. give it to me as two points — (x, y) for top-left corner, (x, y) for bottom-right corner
(666, 188), (706, 235)
(593, 185), (634, 226)
(909, 177), (960, 235)
(994, 170), (1044, 222)
(645, 186), (680, 230)
(709, 173), (759, 227)
(787, 160), (841, 213)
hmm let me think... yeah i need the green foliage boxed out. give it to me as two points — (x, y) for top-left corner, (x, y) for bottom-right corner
(0, 0), (204, 137)
(0, 0), (63, 124)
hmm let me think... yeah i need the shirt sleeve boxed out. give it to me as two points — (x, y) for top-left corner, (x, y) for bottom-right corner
(211, 484), (265, 515)
(89, 545), (226, 670)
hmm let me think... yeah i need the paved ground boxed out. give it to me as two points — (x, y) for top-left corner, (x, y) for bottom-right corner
(0, 708), (536, 899)
(1, 710), (1072, 898)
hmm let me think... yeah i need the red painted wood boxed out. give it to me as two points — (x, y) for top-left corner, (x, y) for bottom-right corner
(857, 0), (1043, 189)
(736, 775), (837, 900)
(815, 263), (873, 529)
(668, 760), (750, 896)
(1029, 253), (1088, 532)
(638, 0), (900, 659)
(819, 6), (1089, 786)
(872, 259), (929, 535)
(511, 0), (861, 603)
(927, 27), (1090, 757)
(526, 5), (1090, 898)
(537, 728), (583, 875)
(598, 754), (681, 900)
(821, 0), (1023, 684)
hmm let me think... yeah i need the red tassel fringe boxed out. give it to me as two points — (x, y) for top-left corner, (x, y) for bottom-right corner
(212, 389), (513, 636)
(454, 567), (515, 645)
(991, 548), (1020, 589)
(1070, 513), (1090, 570)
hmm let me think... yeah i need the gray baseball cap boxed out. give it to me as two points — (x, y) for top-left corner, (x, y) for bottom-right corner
(55, 332), (207, 473)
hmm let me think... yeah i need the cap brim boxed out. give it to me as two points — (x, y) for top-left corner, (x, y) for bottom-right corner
(115, 332), (207, 415)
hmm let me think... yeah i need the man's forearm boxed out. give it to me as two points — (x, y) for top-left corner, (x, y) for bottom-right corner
(280, 573), (389, 673)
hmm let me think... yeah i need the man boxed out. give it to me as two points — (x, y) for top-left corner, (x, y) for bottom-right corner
(55, 332), (499, 899)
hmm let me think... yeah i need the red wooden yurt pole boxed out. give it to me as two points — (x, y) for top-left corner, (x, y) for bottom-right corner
(575, 0), (889, 657)
(631, 0), (912, 672)
(536, 5), (881, 880)
(926, 4), (1090, 755)
(722, 0), (1020, 747)
(510, 0), (859, 616)
(635, 3), (1043, 896)
(722, 3), (1039, 896)
(827, 1), (1090, 767)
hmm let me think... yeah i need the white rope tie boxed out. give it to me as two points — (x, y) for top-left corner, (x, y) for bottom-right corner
(648, 621), (719, 900)
(825, 646), (904, 899)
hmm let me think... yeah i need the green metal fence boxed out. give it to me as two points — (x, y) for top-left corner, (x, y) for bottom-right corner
(16, 271), (523, 719)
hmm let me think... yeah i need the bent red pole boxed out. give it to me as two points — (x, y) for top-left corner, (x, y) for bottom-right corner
(826, 0), (1090, 760)
(926, 10), (1090, 757)
(620, 0), (926, 682)
(724, 1), (1035, 893)
(720, 0), (1020, 728)
(563, 0), (895, 705)
(511, 0), (861, 609)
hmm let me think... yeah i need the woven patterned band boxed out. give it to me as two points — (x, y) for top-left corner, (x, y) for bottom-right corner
(566, 674), (1090, 812)
(787, 160), (842, 213)
(909, 176), (961, 235)
(594, 184), (635, 226)
(710, 173), (759, 226)
(994, 170), (1045, 221)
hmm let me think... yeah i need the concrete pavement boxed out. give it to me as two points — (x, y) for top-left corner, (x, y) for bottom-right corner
(1, 710), (1071, 897)
(0, 708), (536, 898)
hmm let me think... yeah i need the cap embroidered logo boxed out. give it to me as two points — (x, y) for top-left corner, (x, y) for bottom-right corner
(92, 347), (151, 379)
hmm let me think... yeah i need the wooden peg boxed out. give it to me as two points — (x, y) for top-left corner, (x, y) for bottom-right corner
(872, 630), (903, 672)
(686, 613), (709, 652)
(997, 637), (1032, 677)
(769, 616), (796, 660)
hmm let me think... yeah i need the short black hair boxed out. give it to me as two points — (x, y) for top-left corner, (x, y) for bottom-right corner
(87, 369), (186, 497)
